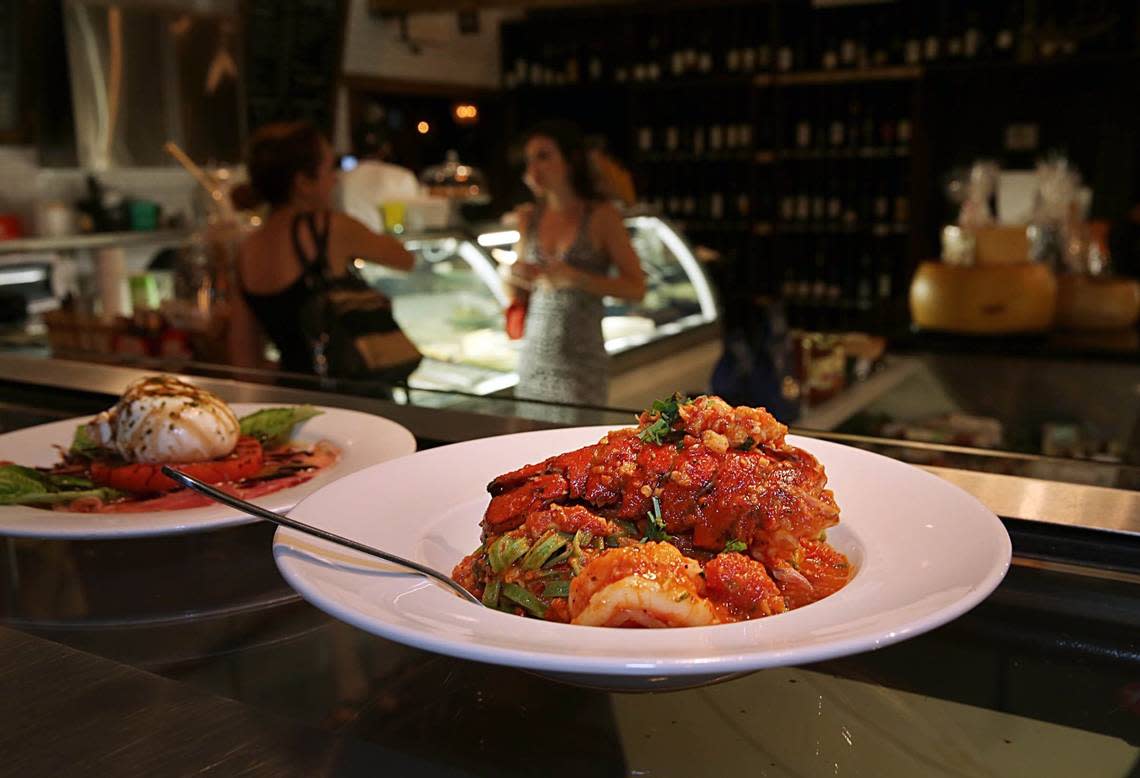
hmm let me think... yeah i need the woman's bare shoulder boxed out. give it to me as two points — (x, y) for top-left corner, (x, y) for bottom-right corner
(238, 222), (273, 264)
(510, 202), (535, 222)
(505, 203), (535, 236)
(590, 201), (625, 231)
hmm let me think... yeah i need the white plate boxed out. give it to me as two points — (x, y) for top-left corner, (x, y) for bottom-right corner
(274, 427), (1011, 691)
(0, 404), (415, 539)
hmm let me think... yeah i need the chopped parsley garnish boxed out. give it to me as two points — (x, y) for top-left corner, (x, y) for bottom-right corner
(724, 538), (748, 553)
(644, 495), (670, 541)
(736, 436), (757, 452)
(638, 393), (692, 444)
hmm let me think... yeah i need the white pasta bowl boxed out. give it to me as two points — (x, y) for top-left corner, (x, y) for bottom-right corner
(273, 426), (1011, 691)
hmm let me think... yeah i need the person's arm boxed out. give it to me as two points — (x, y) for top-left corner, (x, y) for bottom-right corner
(542, 203), (646, 301)
(507, 204), (537, 303)
(331, 212), (415, 272)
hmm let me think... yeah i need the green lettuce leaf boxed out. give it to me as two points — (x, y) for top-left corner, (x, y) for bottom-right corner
(0, 464), (125, 506)
(69, 422), (101, 458)
(238, 406), (323, 447)
(69, 424), (112, 459)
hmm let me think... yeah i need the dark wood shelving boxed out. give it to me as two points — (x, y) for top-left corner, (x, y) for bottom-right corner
(500, 0), (1137, 335)
(777, 147), (911, 161)
(634, 150), (756, 163)
(755, 65), (923, 87)
(749, 223), (910, 237)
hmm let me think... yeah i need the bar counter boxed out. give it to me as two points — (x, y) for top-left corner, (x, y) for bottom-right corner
(1, 355), (1138, 776)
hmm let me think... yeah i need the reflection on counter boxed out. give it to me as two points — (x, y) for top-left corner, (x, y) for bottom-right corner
(800, 351), (1140, 489)
(359, 214), (719, 405)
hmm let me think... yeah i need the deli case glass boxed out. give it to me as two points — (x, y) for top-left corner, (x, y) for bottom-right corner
(357, 215), (719, 398)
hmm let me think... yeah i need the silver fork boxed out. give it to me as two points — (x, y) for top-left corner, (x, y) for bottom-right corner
(161, 466), (482, 606)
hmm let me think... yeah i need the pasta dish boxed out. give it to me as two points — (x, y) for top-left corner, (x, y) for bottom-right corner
(452, 395), (851, 626)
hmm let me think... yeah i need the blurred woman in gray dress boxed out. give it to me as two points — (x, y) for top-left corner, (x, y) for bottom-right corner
(510, 121), (646, 406)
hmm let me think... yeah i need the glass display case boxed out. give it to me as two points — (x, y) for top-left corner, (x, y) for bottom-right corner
(357, 215), (719, 398)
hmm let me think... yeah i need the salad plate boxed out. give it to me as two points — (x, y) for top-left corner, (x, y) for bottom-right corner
(0, 404), (415, 539)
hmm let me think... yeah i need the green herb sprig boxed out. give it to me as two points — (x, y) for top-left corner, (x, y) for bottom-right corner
(637, 393), (692, 445)
(644, 495), (670, 542)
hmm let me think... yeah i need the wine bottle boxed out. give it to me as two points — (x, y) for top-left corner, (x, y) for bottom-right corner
(755, 43), (771, 71)
(692, 125), (706, 156)
(872, 179), (890, 224)
(828, 93), (845, 148)
(588, 50), (603, 81)
(923, 29), (941, 62)
(843, 96), (859, 150)
(856, 250), (873, 320)
(861, 98), (876, 153)
(839, 13), (857, 69)
(665, 122), (679, 154)
(776, 43), (794, 72)
(709, 123), (724, 152)
(741, 45), (755, 73)
(963, 9), (983, 60)
(710, 191), (725, 221)
(945, 14), (964, 60)
(697, 29), (714, 75)
(897, 118), (912, 150)
(648, 34), (662, 81)
(670, 37), (686, 78)
(683, 192), (697, 218)
(811, 191), (827, 226)
(994, 1), (1018, 61)
(738, 122), (753, 150)
(779, 186), (796, 223)
(816, 26), (834, 70)
(880, 115), (896, 149)
(725, 15), (741, 73)
(638, 126), (653, 154)
(826, 177), (843, 225)
(894, 168), (910, 225)
(904, 5), (923, 65)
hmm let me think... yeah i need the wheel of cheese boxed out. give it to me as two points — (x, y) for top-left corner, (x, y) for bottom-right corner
(908, 261), (1057, 334)
(1055, 275), (1140, 331)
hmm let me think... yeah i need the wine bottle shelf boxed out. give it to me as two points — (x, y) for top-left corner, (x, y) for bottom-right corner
(633, 148), (911, 164)
(755, 65), (923, 87)
(500, 0), (1136, 335)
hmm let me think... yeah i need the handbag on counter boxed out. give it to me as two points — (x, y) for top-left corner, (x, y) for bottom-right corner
(293, 212), (422, 381)
(505, 295), (528, 340)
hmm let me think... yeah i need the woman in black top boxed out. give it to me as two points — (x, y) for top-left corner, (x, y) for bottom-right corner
(229, 121), (414, 372)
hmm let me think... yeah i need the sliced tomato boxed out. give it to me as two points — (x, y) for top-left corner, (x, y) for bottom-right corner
(90, 436), (265, 494)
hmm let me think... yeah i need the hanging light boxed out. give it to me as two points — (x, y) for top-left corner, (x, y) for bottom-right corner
(453, 103), (479, 124)
(417, 121), (430, 134)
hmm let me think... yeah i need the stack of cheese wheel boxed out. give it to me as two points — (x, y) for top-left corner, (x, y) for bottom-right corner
(1055, 274), (1140, 330)
(909, 226), (1057, 334)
